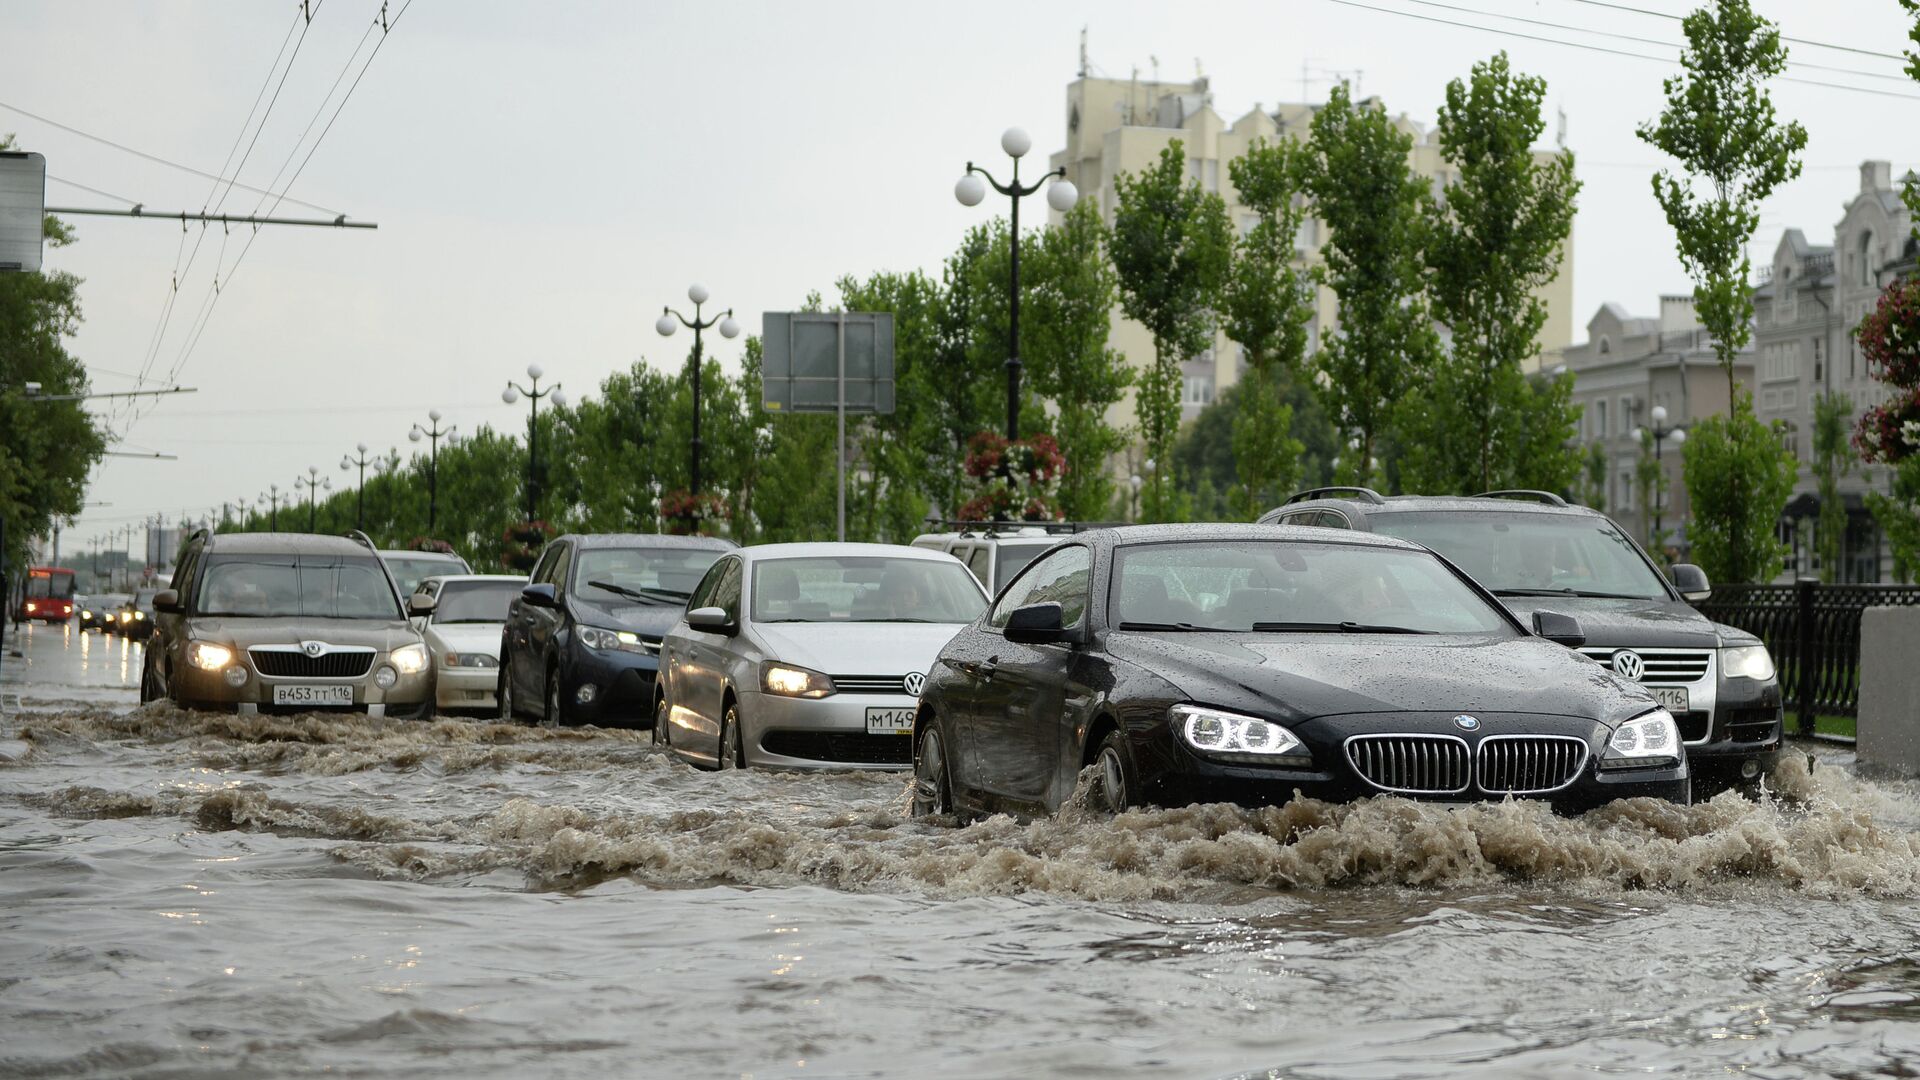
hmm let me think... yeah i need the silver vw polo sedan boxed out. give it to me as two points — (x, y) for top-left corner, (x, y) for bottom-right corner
(655, 542), (989, 770)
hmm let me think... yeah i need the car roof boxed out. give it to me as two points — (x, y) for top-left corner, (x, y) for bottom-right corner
(379, 549), (467, 559)
(416, 574), (524, 586)
(203, 532), (375, 557)
(556, 533), (737, 551)
(1088, 522), (1427, 552)
(742, 542), (968, 562)
(1267, 492), (1605, 521)
(912, 529), (1072, 544)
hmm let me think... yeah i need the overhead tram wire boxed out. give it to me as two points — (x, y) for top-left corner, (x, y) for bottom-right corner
(47, 175), (140, 206)
(1559, 0), (1910, 62)
(1318, 0), (1920, 101)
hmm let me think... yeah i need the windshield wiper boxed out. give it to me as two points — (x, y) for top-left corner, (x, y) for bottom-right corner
(1115, 620), (1210, 632)
(586, 580), (672, 605)
(1492, 588), (1654, 600)
(1250, 620), (1434, 634)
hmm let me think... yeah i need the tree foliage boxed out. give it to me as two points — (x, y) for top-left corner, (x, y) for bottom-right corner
(1811, 389), (1851, 578)
(1401, 53), (1582, 494)
(1680, 394), (1797, 583)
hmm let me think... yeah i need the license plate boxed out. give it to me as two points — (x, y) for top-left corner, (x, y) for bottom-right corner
(1649, 686), (1689, 713)
(272, 685), (355, 706)
(864, 707), (915, 735)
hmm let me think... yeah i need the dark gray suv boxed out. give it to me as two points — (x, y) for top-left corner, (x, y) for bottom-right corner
(1259, 488), (1782, 792)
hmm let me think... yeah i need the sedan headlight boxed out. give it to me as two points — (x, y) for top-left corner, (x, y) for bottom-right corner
(1171, 704), (1311, 765)
(1600, 708), (1681, 770)
(762, 662), (835, 699)
(187, 641), (234, 671)
(1721, 644), (1775, 681)
(577, 625), (658, 655)
(443, 652), (499, 668)
(389, 643), (430, 675)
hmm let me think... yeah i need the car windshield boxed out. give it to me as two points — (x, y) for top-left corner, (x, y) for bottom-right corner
(1364, 511), (1670, 600)
(752, 556), (987, 624)
(432, 580), (522, 624)
(1109, 540), (1514, 634)
(196, 555), (402, 619)
(574, 547), (723, 603)
(385, 556), (467, 596)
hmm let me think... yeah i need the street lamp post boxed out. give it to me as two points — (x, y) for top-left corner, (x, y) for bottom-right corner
(1632, 405), (1688, 543)
(954, 127), (1079, 442)
(262, 485), (282, 531)
(297, 468), (331, 532)
(502, 365), (567, 523)
(340, 443), (371, 531)
(408, 410), (455, 533)
(655, 284), (741, 510)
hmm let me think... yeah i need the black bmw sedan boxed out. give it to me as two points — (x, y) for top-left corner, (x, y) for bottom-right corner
(911, 524), (1689, 819)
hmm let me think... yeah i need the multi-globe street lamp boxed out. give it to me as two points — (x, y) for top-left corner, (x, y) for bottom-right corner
(1631, 405), (1688, 542)
(408, 410), (455, 533)
(502, 365), (567, 523)
(655, 284), (740, 511)
(339, 443), (371, 531)
(297, 468), (331, 532)
(953, 127), (1079, 442)
(262, 485), (283, 531)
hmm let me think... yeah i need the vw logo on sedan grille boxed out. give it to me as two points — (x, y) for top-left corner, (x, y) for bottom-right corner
(300, 640), (327, 658)
(903, 671), (926, 697)
(1452, 714), (1480, 731)
(1612, 650), (1645, 681)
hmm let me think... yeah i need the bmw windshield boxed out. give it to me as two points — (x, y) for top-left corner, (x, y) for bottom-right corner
(1364, 512), (1671, 600)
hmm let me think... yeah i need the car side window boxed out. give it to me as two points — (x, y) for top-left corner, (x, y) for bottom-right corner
(988, 546), (1092, 630)
(547, 544), (573, 591)
(529, 545), (560, 586)
(965, 545), (994, 587)
(712, 558), (744, 622)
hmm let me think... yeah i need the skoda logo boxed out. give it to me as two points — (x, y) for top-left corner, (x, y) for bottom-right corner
(1452, 714), (1480, 731)
(301, 640), (326, 658)
(903, 671), (926, 697)
(1612, 650), (1645, 682)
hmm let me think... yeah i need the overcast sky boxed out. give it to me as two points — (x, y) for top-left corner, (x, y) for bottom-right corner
(5, 0), (1915, 552)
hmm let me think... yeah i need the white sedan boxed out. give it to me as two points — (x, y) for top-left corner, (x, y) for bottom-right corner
(411, 574), (527, 715)
(656, 543), (989, 770)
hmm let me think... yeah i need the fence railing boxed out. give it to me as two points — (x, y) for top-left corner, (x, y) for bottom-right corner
(1694, 581), (1920, 742)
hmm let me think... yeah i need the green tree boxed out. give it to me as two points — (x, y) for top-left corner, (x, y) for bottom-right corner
(1172, 375), (1342, 519)
(1639, 0), (1806, 581)
(1304, 84), (1440, 491)
(1110, 140), (1233, 521)
(1582, 441), (1608, 512)
(1812, 390), (1852, 579)
(837, 270), (945, 541)
(1905, 1), (1920, 230)
(1222, 137), (1315, 517)
(1633, 428), (1671, 556)
(932, 224), (1043, 518)
(1402, 53), (1582, 494)
(1025, 201), (1132, 521)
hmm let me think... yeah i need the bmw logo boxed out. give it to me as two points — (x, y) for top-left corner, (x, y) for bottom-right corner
(1452, 714), (1480, 731)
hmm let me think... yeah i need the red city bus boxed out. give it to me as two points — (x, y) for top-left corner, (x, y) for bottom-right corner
(19, 566), (77, 622)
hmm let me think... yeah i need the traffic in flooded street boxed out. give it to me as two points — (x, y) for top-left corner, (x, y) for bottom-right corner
(7, 625), (1920, 1078)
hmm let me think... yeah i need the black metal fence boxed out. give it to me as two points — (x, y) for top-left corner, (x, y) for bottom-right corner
(1694, 581), (1920, 741)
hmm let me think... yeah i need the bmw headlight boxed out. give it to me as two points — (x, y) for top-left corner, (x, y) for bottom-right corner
(1172, 704), (1310, 765)
(1720, 644), (1775, 681)
(1600, 708), (1681, 770)
(762, 662), (835, 699)
(390, 643), (430, 675)
(187, 641), (234, 671)
(577, 626), (658, 655)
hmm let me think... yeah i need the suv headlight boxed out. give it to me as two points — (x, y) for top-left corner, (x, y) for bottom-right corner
(577, 625), (658, 654)
(390, 643), (429, 675)
(1721, 644), (1775, 681)
(1171, 704), (1311, 765)
(1600, 708), (1681, 770)
(762, 662), (835, 698)
(187, 641), (234, 671)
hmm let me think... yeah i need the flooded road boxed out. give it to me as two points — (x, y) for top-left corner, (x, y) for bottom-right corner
(6, 626), (1920, 1077)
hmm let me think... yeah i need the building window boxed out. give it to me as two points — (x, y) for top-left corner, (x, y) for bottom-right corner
(1181, 375), (1215, 407)
(1618, 467), (1635, 512)
(1618, 396), (1633, 435)
(1860, 230), (1875, 286)
(1813, 336), (1824, 382)
(1778, 420), (1801, 461)
(1595, 398), (1609, 439)
(1598, 335), (1612, 355)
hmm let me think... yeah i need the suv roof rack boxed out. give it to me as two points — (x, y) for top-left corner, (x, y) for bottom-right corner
(345, 529), (380, 552)
(930, 520), (1121, 538)
(1474, 490), (1569, 507)
(1283, 486), (1387, 506)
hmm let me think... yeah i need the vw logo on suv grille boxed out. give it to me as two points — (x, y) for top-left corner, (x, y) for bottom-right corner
(1611, 650), (1645, 681)
(903, 671), (926, 697)
(1452, 714), (1480, 731)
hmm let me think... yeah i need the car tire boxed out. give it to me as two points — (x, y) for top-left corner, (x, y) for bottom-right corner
(1091, 729), (1138, 815)
(139, 658), (162, 705)
(497, 657), (517, 722)
(717, 701), (744, 770)
(911, 723), (954, 818)
(652, 692), (670, 748)
(542, 667), (566, 729)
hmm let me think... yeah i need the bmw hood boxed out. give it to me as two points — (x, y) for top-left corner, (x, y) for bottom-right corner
(1491, 595), (1721, 649)
(1105, 631), (1653, 725)
(753, 622), (965, 678)
(570, 598), (684, 637)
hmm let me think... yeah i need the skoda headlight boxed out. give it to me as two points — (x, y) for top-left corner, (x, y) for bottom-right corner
(1721, 644), (1775, 681)
(1601, 708), (1681, 770)
(1172, 704), (1310, 765)
(187, 641), (234, 671)
(390, 642), (430, 675)
(577, 626), (657, 654)
(762, 662), (835, 699)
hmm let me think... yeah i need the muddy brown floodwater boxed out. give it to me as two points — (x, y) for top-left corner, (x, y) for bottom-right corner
(4, 629), (1920, 1077)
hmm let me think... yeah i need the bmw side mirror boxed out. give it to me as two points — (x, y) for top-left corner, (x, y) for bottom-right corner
(153, 589), (181, 614)
(1004, 601), (1072, 645)
(407, 594), (438, 617)
(687, 606), (736, 635)
(1532, 610), (1586, 648)
(520, 583), (559, 609)
(1669, 563), (1711, 603)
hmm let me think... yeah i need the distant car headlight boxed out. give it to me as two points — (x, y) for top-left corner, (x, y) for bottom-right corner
(762, 662), (835, 699)
(1171, 704), (1311, 765)
(187, 641), (234, 671)
(81, 610), (93, 619)
(1600, 708), (1681, 770)
(133, 612), (146, 621)
(577, 625), (658, 654)
(443, 652), (498, 668)
(1721, 645), (1775, 681)
(389, 643), (430, 674)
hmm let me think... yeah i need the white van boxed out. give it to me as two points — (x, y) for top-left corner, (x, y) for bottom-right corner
(911, 524), (1117, 599)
